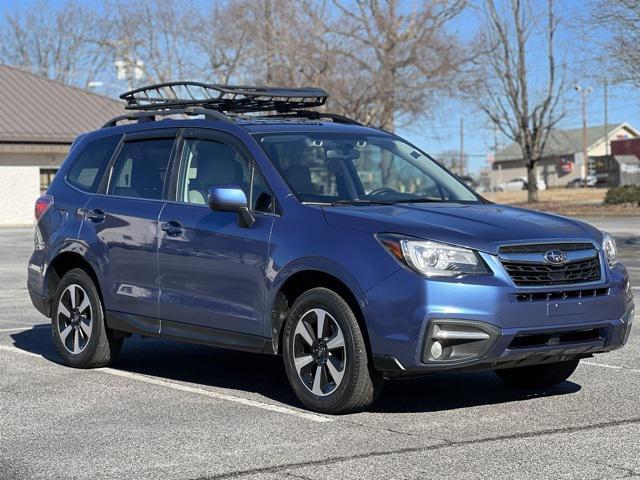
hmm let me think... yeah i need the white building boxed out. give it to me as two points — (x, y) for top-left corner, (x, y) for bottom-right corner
(0, 64), (124, 226)
(491, 123), (640, 189)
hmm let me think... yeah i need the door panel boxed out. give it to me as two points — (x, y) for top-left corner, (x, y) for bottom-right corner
(157, 130), (276, 336)
(158, 204), (274, 335)
(81, 132), (177, 326)
(83, 195), (164, 323)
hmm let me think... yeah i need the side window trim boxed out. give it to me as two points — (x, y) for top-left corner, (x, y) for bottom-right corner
(173, 129), (278, 214)
(100, 129), (179, 200)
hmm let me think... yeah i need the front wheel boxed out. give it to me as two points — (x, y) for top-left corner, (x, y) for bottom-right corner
(282, 288), (382, 414)
(51, 268), (123, 368)
(494, 359), (580, 388)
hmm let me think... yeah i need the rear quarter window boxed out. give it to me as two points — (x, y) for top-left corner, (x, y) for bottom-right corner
(66, 134), (121, 193)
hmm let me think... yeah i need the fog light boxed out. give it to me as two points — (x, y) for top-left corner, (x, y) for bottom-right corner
(430, 341), (443, 359)
(422, 320), (500, 364)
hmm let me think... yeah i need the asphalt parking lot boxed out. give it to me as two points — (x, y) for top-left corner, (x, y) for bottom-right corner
(1, 218), (639, 480)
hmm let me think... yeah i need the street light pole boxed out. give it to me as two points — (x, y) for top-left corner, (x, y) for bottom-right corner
(575, 85), (592, 184)
(604, 79), (609, 158)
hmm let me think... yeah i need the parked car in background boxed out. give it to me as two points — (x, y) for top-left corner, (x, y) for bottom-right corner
(496, 176), (547, 192)
(567, 175), (598, 188)
(28, 82), (634, 414)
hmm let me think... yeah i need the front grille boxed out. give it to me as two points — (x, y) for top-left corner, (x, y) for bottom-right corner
(499, 242), (601, 287)
(516, 288), (609, 302)
(499, 243), (593, 254)
(503, 257), (601, 286)
(509, 327), (606, 349)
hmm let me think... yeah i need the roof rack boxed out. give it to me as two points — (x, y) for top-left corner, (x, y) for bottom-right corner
(102, 106), (231, 128)
(104, 81), (363, 129)
(256, 110), (363, 126)
(119, 81), (328, 113)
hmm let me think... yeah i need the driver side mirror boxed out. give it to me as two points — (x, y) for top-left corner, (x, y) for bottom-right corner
(207, 186), (255, 228)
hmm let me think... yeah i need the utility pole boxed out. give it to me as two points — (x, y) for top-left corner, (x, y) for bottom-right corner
(604, 79), (609, 158)
(459, 117), (464, 176)
(575, 85), (592, 183)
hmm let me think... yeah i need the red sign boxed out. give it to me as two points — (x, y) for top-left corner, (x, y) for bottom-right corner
(560, 159), (573, 173)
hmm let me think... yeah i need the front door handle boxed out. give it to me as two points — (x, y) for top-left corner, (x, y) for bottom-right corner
(160, 220), (183, 236)
(85, 208), (105, 223)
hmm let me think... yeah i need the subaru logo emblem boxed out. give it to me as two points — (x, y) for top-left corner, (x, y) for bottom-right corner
(544, 250), (567, 265)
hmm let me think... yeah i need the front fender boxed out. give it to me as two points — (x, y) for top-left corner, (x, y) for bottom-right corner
(263, 256), (371, 347)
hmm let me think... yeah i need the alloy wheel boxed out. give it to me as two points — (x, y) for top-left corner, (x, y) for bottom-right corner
(293, 308), (346, 397)
(56, 284), (92, 354)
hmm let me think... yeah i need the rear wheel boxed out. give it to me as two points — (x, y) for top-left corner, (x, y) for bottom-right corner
(51, 269), (123, 368)
(282, 288), (382, 414)
(494, 359), (580, 388)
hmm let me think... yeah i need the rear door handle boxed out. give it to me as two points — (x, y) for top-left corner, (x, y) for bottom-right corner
(160, 220), (183, 236)
(85, 208), (105, 223)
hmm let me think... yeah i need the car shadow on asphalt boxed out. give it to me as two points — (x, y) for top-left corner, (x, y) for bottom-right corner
(10, 325), (581, 414)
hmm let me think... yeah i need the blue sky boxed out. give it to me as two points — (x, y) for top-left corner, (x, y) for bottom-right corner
(399, 0), (640, 173)
(1, 0), (637, 174)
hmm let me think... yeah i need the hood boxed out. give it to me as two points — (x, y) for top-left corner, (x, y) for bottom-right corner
(322, 202), (603, 255)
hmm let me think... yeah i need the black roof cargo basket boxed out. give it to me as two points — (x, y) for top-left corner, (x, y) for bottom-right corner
(120, 81), (329, 113)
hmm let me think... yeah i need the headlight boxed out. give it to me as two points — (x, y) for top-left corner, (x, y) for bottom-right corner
(376, 234), (489, 277)
(602, 232), (617, 267)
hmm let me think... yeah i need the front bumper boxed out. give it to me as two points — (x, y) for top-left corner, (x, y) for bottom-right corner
(366, 260), (634, 375)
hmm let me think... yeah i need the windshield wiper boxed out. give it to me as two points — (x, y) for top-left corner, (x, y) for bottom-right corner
(394, 198), (440, 203)
(332, 199), (396, 206)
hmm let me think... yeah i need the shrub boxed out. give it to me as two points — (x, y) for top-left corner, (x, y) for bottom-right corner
(604, 185), (640, 206)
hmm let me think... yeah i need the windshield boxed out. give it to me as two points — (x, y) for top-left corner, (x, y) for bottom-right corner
(255, 132), (479, 204)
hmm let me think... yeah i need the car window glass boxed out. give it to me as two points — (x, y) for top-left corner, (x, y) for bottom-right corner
(67, 135), (120, 192)
(257, 133), (475, 203)
(251, 169), (275, 213)
(108, 138), (174, 199)
(179, 138), (273, 212)
(352, 143), (446, 199)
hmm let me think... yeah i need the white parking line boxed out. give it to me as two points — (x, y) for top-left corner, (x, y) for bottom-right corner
(0, 344), (332, 424)
(0, 325), (49, 333)
(582, 360), (640, 374)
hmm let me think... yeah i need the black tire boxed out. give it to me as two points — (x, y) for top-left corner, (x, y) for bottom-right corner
(282, 288), (382, 414)
(494, 359), (580, 388)
(51, 268), (123, 368)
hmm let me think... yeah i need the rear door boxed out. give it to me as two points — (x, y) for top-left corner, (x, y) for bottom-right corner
(82, 129), (177, 327)
(157, 128), (276, 336)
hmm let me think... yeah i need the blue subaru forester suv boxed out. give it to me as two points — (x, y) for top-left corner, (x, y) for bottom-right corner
(28, 83), (634, 413)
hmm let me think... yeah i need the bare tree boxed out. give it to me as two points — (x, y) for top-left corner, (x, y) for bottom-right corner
(202, 0), (337, 87)
(0, 0), (108, 87)
(590, 1), (640, 87)
(322, 0), (471, 131)
(477, 0), (565, 202)
(437, 150), (468, 175)
(0, 0), (474, 135)
(189, 1), (255, 84)
(94, 0), (199, 88)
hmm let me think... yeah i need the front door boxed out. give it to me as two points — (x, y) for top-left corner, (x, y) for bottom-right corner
(158, 130), (276, 336)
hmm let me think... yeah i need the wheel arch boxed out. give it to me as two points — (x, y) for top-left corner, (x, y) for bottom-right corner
(267, 262), (372, 359)
(45, 251), (103, 315)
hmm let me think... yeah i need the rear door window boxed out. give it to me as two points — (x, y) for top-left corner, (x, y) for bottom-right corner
(108, 138), (175, 200)
(66, 135), (120, 192)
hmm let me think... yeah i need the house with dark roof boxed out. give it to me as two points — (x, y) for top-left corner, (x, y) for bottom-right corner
(491, 123), (639, 189)
(0, 64), (124, 226)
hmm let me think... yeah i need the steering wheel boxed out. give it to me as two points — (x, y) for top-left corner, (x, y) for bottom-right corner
(368, 187), (397, 196)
